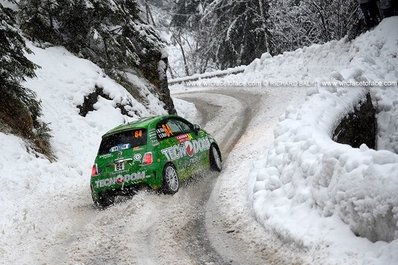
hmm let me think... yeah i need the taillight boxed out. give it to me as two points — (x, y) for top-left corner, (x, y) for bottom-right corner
(143, 152), (153, 165)
(91, 164), (98, 177)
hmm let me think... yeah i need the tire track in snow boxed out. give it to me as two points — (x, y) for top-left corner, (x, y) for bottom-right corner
(177, 89), (309, 265)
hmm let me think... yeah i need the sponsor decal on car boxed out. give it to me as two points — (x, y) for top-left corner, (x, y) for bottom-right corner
(95, 171), (148, 188)
(110, 144), (130, 153)
(133, 146), (143, 151)
(134, 130), (143, 138)
(176, 133), (192, 143)
(133, 153), (142, 161)
(149, 128), (159, 146)
(161, 137), (211, 161)
(157, 124), (173, 139)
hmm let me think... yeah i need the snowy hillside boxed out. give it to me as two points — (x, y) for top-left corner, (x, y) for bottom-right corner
(0, 43), (167, 263)
(171, 17), (398, 264)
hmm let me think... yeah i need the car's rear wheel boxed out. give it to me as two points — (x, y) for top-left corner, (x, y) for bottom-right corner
(210, 145), (222, 171)
(163, 164), (179, 194)
(96, 192), (115, 208)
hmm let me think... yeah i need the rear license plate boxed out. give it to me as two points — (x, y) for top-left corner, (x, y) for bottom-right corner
(115, 161), (125, 171)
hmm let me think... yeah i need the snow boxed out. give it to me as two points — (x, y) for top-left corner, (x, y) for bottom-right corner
(0, 0), (18, 10)
(173, 97), (201, 124)
(170, 17), (398, 264)
(373, 88), (398, 153)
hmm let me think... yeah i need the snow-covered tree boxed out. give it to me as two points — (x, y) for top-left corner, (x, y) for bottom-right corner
(270, 0), (363, 54)
(200, 0), (273, 69)
(18, 0), (146, 70)
(168, 0), (364, 73)
(0, 4), (52, 158)
(169, 0), (211, 75)
(18, 0), (60, 43)
(0, 7), (36, 83)
(171, 0), (206, 30)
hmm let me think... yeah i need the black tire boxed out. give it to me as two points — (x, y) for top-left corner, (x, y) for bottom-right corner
(163, 164), (179, 194)
(96, 192), (115, 208)
(210, 145), (222, 172)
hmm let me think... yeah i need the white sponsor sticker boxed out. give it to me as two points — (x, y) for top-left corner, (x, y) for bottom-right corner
(95, 172), (148, 188)
(161, 137), (211, 161)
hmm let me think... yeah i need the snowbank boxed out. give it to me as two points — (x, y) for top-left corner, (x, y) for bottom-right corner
(252, 87), (398, 242)
(373, 88), (398, 153)
(247, 17), (398, 265)
(244, 17), (398, 87)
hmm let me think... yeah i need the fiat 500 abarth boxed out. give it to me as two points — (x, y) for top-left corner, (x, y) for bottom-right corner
(90, 115), (222, 207)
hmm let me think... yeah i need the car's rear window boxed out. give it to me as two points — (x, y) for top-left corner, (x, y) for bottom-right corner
(98, 129), (147, 155)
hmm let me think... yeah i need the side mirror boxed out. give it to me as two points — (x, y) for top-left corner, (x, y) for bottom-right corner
(193, 124), (201, 134)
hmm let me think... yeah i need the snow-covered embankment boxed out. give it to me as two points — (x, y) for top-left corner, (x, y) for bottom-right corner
(249, 17), (398, 265)
(251, 88), (398, 243)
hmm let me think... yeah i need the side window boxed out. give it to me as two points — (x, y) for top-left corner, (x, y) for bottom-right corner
(167, 120), (184, 135)
(173, 119), (192, 133)
(156, 118), (193, 140)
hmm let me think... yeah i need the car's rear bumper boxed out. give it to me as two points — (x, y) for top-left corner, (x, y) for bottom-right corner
(90, 168), (162, 202)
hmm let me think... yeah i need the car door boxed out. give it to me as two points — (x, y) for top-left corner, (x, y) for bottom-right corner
(156, 118), (198, 180)
(155, 118), (187, 177)
(169, 118), (206, 177)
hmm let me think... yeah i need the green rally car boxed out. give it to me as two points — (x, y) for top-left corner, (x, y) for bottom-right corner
(90, 114), (222, 207)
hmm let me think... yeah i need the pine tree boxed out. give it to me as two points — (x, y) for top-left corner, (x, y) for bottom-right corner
(18, 0), (60, 43)
(0, 4), (53, 159)
(0, 5), (38, 123)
